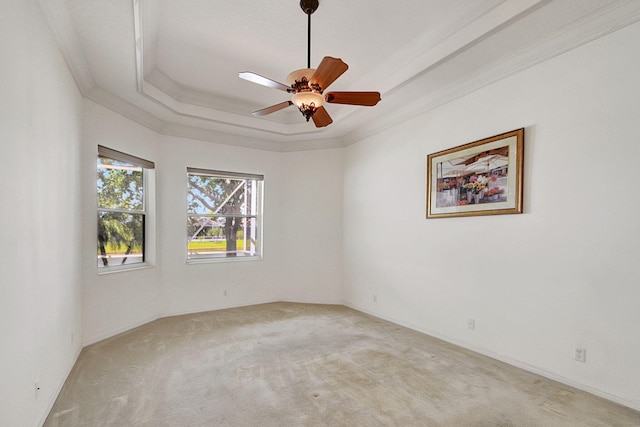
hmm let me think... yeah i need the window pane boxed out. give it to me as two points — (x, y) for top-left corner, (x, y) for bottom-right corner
(187, 175), (257, 216)
(97, 211), (145, 268)
(97, 158), (144, 211)
(187, 216), (258, 259)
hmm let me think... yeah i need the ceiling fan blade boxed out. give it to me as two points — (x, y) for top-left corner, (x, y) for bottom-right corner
(325, 92), (381, 106)
(312, 106), (333, 128)
(252, 101), (294, 116)
(310, 56), (348, 91)
(239, 72), (292, 92)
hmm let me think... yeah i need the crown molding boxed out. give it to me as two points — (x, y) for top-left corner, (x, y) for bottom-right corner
(359, 0), (548, 95)
(85, 86), (345, 152)
(37, 0), (95, 94)
(345, 0), (640, 145)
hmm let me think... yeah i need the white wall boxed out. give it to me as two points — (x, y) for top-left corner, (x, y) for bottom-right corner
(81, 101), (345, 343)
(343, 22), (640, 410)
(80, 101), (162, 344)
(156, 135), (286, 316)
(280, 149), (344, 304)
(0, 2), (83, 426)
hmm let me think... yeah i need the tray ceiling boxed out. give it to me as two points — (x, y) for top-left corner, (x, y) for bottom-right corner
(39, 0), (640, 151)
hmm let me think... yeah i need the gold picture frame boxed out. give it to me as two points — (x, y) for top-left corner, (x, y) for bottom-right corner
(426, 128), (524, 218)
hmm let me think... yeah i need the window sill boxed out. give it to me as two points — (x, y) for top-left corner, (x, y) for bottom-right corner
(186, 256), (263, 265)
(97, 263), (155, 275)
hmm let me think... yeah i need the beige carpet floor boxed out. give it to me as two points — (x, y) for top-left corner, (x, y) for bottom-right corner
(45, 302), (640, 426)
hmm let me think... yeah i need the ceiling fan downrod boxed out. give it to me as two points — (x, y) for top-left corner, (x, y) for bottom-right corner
(300, 0), (319, 69)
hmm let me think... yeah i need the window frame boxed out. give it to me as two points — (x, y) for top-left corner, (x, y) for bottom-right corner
(97, 145), (155, 273)
(186, 167), (264, 263)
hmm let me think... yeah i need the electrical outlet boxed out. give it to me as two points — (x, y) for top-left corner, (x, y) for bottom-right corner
(575, 348), (587, 363)
(467, 319), (475, 330)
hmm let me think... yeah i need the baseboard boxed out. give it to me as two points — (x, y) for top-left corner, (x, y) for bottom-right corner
(83, 298), (346, 346)
(82, 314), (161, 346)
(280, 298), (344, 306)
(36, 345), (82, 427)
(84, 298), (288, 346)
(160, 298), (284, 319)
(343, 301), (640, 413)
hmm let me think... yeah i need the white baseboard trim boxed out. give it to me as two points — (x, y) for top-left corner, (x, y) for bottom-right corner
(343, 301), (640, 413)
(160, 298), (282, 319)
(280, 298), (344, 306)
(37, 345), (83, 427)
(83, 298), (291, 346)
(82, 314), (161, 347)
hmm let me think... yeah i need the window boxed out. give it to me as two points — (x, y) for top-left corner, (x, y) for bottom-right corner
(187, 168), (263, 261)
(97, 146), (154, 270)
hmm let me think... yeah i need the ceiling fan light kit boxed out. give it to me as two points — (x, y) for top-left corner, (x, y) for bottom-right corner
(286, 69), (323, 122)
(238, 0), (381, 128)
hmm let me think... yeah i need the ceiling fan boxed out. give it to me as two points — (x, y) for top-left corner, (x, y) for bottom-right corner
(238, 0), (381, 128)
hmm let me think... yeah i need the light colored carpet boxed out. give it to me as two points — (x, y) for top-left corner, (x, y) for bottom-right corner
(45, 302), (640, 426)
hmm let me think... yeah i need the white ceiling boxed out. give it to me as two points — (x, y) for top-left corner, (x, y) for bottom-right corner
(39, 0), (640, 151)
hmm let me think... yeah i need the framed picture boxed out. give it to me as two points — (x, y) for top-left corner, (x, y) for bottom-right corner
(426, 128), (524, 219)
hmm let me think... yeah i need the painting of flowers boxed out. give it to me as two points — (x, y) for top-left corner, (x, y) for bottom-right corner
(426, 128), (524, 218)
